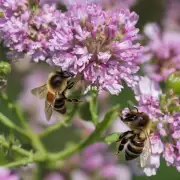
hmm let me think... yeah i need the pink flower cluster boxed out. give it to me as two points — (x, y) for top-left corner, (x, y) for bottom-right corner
(0, 1), (143, 94)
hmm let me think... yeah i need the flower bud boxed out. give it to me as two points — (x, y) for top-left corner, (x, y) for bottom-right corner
(0, 62), (11, 76)
(167, 71), (180, 94)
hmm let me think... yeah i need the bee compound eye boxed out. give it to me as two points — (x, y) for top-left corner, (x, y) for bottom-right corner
(138, 116), (147, 126)
(50, 75), (62, 88)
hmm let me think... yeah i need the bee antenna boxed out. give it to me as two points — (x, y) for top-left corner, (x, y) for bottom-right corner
(133, 106), (139, 113)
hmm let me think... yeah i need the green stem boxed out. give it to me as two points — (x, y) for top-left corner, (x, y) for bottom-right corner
(49, 105), (119, 161)
(0, 113), (29, 137)
(13, 101), (47, 156)
(4, 153), (45, 168)
(89, 92), (98, 125)
(40, 104), (77, 138)
(4, 159), (33, 168)
(35, 163), (46, 180)
(14, 104), (29, 129)
(0, 112), (46, 156)
(29, 132), (47, 157)
(0, 137), (30, 157)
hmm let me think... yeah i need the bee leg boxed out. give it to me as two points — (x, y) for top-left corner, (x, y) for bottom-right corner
(66, 98), (82, 103)
(67, 81), (75, 90)
(62, 91), (83, 103)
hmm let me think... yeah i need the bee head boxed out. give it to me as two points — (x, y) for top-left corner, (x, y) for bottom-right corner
(50, 73), (63, 88)
(123, 108), (150, 129)
(133, 112), (150, 128)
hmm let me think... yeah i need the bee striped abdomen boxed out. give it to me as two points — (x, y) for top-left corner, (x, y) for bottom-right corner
(131, 138), (144, 147)
(54, 98), (65, 109)
(125, 149), (141, 160)
(54, 97), (66, 114)
(125, 136), (145, 161)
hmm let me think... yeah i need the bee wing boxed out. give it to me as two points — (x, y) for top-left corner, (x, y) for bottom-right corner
(140, 137), (152, 168)
(31, 84), (47, 99)
(44, 100), (53, 121)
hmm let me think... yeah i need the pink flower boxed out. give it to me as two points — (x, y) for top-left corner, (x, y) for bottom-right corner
(133, 76), (162, 121)
(0, 168), (19, 180)
(143, 23), (180, 82)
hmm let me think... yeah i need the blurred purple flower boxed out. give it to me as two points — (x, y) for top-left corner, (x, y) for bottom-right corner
(99, 164), (132, 180)
(70, 170), (90, 180)
(44, 172), (65, 180)
(143, 23), (180, 82)
(40, 0), (136, 10)
(164, 0), (180, 30)
(0, 168), (19, 180)
(98, 0), (136, 10)
(80, 143), (117, 172)
(77, 142), (132, 180)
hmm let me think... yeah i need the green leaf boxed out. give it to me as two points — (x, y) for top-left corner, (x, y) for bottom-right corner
(104, 133), (120, 145)
(89, 93), (98, 125)
(167, 71), (180, 94)
(0, 113), (27, 137)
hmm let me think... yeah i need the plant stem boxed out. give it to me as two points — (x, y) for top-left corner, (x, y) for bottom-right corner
(89, 92), (98, 125)
(29, 132), (47, 157)
(35, 163), (46, 180)
(13, 103), (47, 157)
(40, 105), (77, 138)
(0, 137), (30, 157)
(4, 159), (33, 168)
(14, 104), (29, 129)
(4, 153), (45, 168)
(0, 113), (29, 137)
(49, 105), (119, 161)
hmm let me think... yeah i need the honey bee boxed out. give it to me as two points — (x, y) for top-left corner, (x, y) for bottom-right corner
(116, 107), (152, 168)
(31, 70), (81, 121)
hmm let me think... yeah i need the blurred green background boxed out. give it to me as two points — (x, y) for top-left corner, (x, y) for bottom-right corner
(0, 0), (180, 179)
